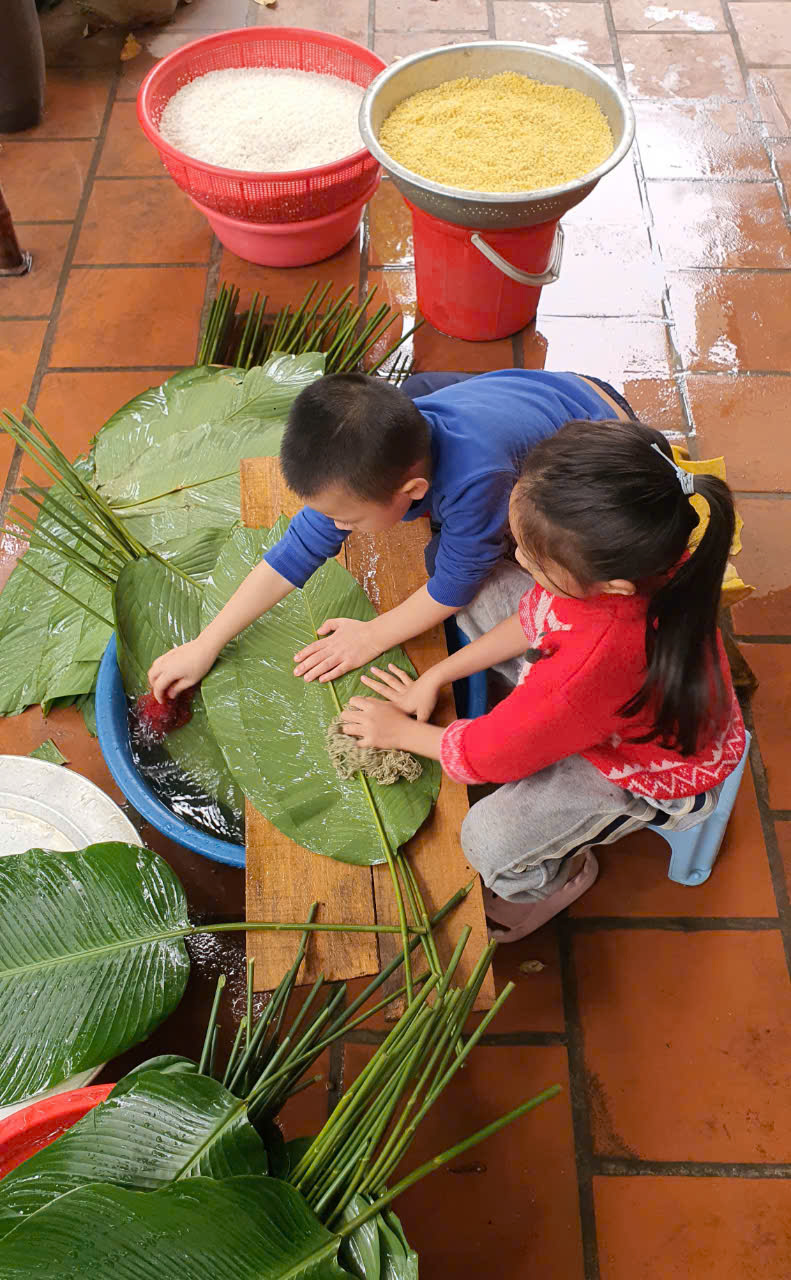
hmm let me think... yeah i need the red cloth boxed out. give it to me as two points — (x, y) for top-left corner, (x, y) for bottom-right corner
(440, 584), (745, 800)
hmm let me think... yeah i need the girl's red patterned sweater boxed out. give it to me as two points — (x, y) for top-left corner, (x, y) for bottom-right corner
(440, 584), (745, 800)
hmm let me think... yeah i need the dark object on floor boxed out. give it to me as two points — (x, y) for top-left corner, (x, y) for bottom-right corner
(134, 688), (195, 743)
(1, 0), (45, 133)
(0, 186), (32, 276)
(76, 0), (178, 25)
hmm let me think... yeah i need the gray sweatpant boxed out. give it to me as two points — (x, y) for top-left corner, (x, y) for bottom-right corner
(456, 565), (716, 903)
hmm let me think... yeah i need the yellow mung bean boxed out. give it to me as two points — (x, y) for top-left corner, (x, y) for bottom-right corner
(379, 71), (614, 193)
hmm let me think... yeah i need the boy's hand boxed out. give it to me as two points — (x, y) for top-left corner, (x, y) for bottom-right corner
(294, 618), (382, 683)
(340, 697), (412, 750)
(360, 665), (439, 722)
(148, 638), (217, 703)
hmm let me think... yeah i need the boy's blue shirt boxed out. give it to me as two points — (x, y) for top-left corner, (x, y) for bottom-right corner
(264, 370), (617, 608)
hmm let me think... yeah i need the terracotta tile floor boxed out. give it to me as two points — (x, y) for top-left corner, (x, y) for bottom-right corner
(2, 0), (791, 1274)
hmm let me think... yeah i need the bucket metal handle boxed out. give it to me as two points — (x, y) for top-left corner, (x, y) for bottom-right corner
(470, 225), (564, 287)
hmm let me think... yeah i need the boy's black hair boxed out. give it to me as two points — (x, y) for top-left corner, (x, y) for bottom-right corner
(280, 372), (431, 502)
(511, 419), (736, 757)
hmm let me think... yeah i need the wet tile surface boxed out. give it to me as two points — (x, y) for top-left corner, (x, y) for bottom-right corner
(610, 0), (726, 31)
(668, 270), (791, 371)
(376, 0), (489, 31)
(620, 33), (745, 97)
(730, 3), (791, 67)
(540, 222), (664, 316)
(367, 180), (414, 267)
(751, 68), (791, 132)
(649, 181), (791, 269)
(373, 30), (488, 61)
(493, 2), (613, 63)
(3, 2), (791, 1275)
(533, 317), (674, 407)
(635, 100), (772, 179)
(688, 373), (791, 491)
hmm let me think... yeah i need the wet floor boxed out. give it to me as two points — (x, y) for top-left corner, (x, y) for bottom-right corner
(1, 0), (791, 1275)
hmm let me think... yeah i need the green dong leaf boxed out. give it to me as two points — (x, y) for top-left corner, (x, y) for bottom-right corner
(114, 554), (244, 821)
(0, 1070), (269, 1240)
(0, 1176), (354, 1280)
(201, 521), (441, 866)
(96, 356), (324, 512)
(340, 1195), (419, 1280)
(0, 844), (190, 1106)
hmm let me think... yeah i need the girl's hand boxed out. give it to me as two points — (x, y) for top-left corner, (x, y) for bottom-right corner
(148, 638), (216, 703)
(360, 665), (439, 722)
(294, 619), (382, 683)
(340, 697), (412, 750)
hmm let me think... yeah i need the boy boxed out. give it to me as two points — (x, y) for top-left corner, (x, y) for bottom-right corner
(148, 368), (633, 701)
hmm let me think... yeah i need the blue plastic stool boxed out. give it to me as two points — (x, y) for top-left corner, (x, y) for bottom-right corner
(646, 731), (751, 886)
(451, 631), (751, 888)
(444, 618), (488, 720)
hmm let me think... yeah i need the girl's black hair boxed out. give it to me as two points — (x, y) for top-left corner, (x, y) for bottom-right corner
(510, 419), (736, 756)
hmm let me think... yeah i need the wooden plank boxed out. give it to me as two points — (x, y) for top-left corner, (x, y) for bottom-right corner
(241, 457), (378, 990)
(345, 523), (496, 1012)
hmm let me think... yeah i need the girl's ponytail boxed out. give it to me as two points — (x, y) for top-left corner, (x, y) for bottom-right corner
(620, 469), (736, 755)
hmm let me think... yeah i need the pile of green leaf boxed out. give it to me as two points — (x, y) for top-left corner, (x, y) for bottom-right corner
(0, 842), (558, 1279)
(0, 354), (323, 724)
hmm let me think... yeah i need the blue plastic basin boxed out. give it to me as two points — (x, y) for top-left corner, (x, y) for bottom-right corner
(96, 625), (487, 868)
(95, 638), (245, 867)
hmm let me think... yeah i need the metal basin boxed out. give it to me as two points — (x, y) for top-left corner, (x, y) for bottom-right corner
(359, 41), (635, 229)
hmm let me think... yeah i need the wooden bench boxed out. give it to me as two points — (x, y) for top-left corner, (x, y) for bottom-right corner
(241, 456), (495, 1010)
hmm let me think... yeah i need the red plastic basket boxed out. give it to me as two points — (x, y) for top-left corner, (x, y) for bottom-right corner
(137, 28), (385, 225)
(0, 1085), (113, 1179)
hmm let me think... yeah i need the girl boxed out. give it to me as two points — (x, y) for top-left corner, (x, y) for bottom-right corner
(340, 419), (746, 940)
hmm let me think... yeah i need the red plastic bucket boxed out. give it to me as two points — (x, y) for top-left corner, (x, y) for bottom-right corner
(0, 1084), (113, 1179)
(407, 201), (563, 342)
(195, 173), (380, 268)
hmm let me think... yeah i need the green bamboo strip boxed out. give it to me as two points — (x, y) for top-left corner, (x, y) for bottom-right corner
(19, 482), (128, 569)
(198, 974), (226, 1075)
(221, 1016), (248, 1088)
(366, 320), (424, 377)
(9, 511), (116, 587)
(14, 558), (113, 628)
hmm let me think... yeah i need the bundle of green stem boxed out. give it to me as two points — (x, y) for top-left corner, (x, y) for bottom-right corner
(1, 408), (160, 629)
(199, 280), (421, 382)
(186, 910), (560, 1240)
(196, 890), (471, 1120)
(288, 927), (561, 1229)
